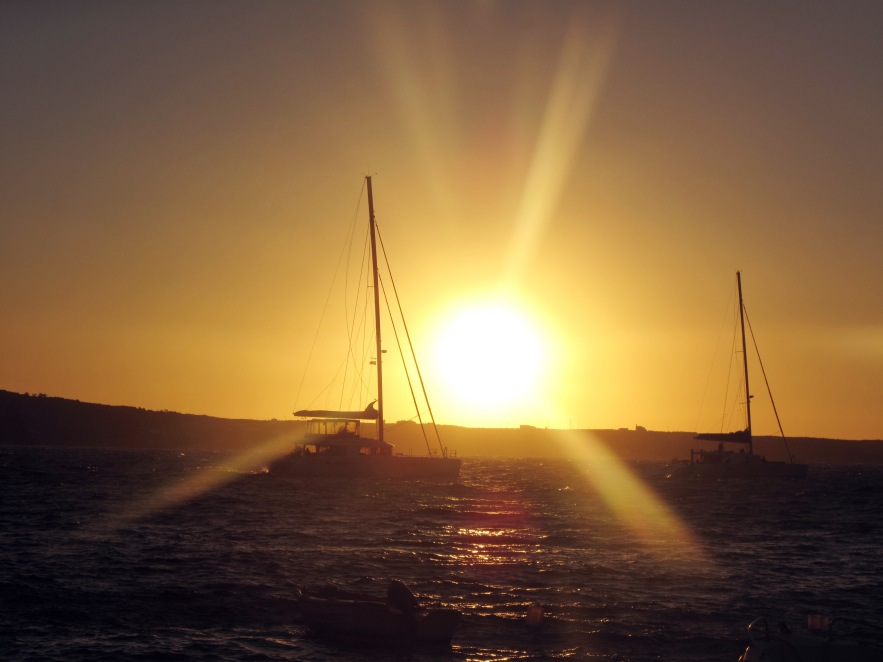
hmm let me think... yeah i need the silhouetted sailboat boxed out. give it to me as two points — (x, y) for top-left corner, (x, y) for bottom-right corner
(679, 272), (807, 479)
(270, 176), (461, 479)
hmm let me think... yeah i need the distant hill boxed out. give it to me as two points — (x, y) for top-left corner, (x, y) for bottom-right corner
(0, 390), (302, 452)
(417, 424), (883, 465)
(2, 390), (882, 464)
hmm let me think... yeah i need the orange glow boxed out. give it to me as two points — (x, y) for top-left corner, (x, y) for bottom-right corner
(1, 3), (881, 440)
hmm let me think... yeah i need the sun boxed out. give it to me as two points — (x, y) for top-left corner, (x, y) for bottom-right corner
(426, 299), (549, 424)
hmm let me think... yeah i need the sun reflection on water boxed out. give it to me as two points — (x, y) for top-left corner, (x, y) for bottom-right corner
(428, 437), (710, 627)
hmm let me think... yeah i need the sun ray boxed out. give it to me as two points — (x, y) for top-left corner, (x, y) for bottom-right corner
(505, 12), (620, 285)
(89, 433), (299, 532)
(556, 429), (709, 565)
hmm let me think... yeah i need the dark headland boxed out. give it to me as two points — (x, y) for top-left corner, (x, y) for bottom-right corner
(2, 390), (882, 465)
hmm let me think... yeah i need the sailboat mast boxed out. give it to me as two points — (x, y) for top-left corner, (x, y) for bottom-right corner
(737, 271), (752, 454)
(366, 176), (384, 442)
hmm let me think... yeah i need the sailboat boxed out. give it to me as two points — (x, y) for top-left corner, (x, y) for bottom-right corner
(679, 272), (807, 479)
(269, 176), (461, 479)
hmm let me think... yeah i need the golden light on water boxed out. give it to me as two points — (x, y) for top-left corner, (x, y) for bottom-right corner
(94, 434), (296, 530)
(444, 432), (705, 581)
(557, 430), (708, 564)
(438, 434), (708, 619)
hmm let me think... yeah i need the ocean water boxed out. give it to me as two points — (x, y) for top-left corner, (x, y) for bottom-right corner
(1, 447), (881, 661)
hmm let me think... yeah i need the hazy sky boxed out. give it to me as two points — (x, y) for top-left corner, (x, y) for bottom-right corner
(2, 1), (881, 439)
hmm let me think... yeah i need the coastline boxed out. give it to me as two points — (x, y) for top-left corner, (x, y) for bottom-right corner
(3, 389), (882, 464)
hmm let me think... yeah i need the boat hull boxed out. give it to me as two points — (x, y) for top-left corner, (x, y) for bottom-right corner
(269, 453), (462, 479)
(674, 458), (808, 479)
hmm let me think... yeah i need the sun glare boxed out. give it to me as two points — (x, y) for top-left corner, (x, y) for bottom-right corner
(428, 300), (549, 424)
(557, 430), (709, 564)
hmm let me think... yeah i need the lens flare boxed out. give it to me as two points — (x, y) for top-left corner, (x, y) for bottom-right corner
(93, 433), (297, 530)
(504, 12), (619, 286)
(557, 430), (709, 565)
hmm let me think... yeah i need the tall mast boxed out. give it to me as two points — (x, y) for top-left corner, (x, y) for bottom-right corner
(366, 176), (384, 442)
(737, 270), (752, 454)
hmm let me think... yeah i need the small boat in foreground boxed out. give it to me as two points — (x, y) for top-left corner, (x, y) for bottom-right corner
(739, 615), (883, 661)
(677, 272), (807, 479)
(297, 581), (461, 645)
(270, 177), (461, 480)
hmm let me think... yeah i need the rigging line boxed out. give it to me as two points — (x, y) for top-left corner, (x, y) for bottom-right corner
(337, 183), (367, 410)
(340, 225), (374, 412)
(743, 306), (795, 463)
(343, 284), (373, 411)
(727, 320), (743, 432)
(728, 280), (746, 432)
(303, 355), (351, 411)
(379, 277), (433, 456)
(292, 179), (367, 412)
(340, 185), (372, 411)
(717, 289), (742, 433)
(723, 281), (750, 432)
(298, 327), (358, 411)
(376, 225), (447, 456)
(696, 280), (738, 434)
(356, 242), (376, 406)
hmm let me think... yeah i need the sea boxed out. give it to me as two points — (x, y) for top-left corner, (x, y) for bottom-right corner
(2, 446), (881, 662)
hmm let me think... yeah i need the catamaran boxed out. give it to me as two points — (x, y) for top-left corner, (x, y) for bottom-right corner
(269, 177), (461, 479)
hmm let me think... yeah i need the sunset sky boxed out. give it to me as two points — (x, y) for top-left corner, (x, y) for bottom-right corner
(2, 1), (881, 440)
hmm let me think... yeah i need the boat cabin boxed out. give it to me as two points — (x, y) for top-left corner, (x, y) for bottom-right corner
(295, 418), (394, 457)
(690, 446), (760, 465)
